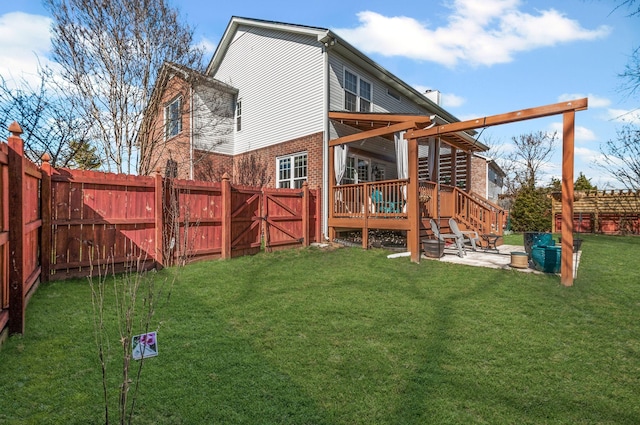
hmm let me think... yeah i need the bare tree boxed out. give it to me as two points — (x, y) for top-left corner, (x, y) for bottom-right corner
(44, 0), (203, 174)
(0, 69), (97, 168)
(194, 152), (272, 187)
(597, 124), (640, 190)
(506, 131), (558, 190)
(481, 133), (519, 196)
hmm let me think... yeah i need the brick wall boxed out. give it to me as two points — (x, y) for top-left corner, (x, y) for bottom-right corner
(470, 155), (487, 197)
(148, 74), (192, 178)
(193, 132), (324, 189)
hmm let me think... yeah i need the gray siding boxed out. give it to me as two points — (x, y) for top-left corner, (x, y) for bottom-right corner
(213, 25), (325, 154)
(328, 51), (428, 115)
(192, 84), (235, 154)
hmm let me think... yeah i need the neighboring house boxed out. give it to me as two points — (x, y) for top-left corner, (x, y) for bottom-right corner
(142, 62), (237, 178)
(147, 16), (498, 240)
(470, 154), (505, 203)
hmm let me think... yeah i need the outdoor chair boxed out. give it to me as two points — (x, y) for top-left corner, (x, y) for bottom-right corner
(448, 218), (479, 252)
(429, 218), (465, 257)
(371, 189), (402, 213)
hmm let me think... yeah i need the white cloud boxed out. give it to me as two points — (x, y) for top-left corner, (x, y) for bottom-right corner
(575, 146), (603, 163)
(605, 108), (640, 125)
(549, 122), (598, 142)
(196, 36), (217, 56)
(558, 93), (611, 108)
(441, 93), (466, 108)
(0, 12), (54, 88)
(332, 0), (610, 68)
(412, 84), (465, 108)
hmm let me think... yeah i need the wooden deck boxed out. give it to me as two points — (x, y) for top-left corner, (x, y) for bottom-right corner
(329, 179), (505, 249)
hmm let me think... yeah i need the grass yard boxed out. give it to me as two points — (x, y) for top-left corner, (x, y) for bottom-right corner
(1, 233), (639, 424)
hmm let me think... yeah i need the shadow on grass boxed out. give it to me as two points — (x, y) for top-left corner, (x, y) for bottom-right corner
(389, 270), (499, 423)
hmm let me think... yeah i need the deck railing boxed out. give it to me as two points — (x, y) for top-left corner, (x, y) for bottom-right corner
(333, 179), (409, 219)
(455, 187), (505, 234)
(332, 179), (505, 236)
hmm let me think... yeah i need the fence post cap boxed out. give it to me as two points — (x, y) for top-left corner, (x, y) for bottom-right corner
(41, 153), (51, 163)
(222, 172), (230, 181)
(8, 121), (23, 135)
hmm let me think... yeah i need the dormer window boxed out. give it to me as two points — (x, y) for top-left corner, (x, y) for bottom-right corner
(344, 69), (372, 112)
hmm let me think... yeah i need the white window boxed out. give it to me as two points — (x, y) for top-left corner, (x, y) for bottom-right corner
(277, 152), (307, 188)
(165, 97), (182, 138)
(236, 99), (242, 132)
(343, 155), (372, 184)
(344, 69), (372, 112)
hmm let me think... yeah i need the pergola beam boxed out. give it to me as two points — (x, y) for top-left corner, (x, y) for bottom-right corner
(328, 111), (434, 124)
(408, 98), (588, 139)
(329, 120), (424, 147)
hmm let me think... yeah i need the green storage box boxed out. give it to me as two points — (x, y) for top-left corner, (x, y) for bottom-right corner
(531, 245), (561, 273)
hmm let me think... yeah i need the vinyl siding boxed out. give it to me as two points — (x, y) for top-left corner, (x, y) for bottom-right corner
(212, 25), (325, 154)
(192, 84), (235, 154)
(328, 51), (429, 115)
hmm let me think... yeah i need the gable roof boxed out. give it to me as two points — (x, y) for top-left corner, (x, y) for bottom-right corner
(205, 16), (468, 128)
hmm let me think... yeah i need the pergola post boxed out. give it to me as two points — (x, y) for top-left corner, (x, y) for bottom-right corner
(408, 136), (421, 262)
(561, 111), (575, 286)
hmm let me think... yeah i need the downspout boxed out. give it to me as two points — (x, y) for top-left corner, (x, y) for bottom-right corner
(321, 39), (330, 240)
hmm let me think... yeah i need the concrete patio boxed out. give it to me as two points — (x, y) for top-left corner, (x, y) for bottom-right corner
(424, 243), (582, 277)
(388, 243), (582, 277)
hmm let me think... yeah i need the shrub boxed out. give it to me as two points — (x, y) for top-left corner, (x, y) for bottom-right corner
(510, 186), (552, 231)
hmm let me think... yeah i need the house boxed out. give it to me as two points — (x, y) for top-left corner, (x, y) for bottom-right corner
(470, 154), (505, 204)
(146, 16), (505, 250)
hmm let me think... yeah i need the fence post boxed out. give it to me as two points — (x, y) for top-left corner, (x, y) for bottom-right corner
(154, 170), (164, 268)
(40, 154), (52, 283)
(7, 122), (25, 334)
(221, 173), (231, 259)
(316, 188), (322, 244)
(302, 182), (310, 247)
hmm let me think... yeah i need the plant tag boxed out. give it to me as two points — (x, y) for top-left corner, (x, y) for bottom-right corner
(132, 332), (158, 360)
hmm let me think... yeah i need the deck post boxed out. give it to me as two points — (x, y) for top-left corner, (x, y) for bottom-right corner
(362, 183), (369, 249)
(328, 145), (335, 242)
(7, 122), (25, 334)
(408, 137), (421, 263)
(561, 111), (575, 286)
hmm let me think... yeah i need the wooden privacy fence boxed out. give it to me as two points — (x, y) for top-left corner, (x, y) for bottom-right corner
(552, 190), (640, 234)
(48, 171), (320, 279)
(1, 124), (46, 335)
(1, 126), (320, 337)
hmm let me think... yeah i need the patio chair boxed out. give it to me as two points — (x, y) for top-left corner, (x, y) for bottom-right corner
(371, 189), (401, 213)
(448, 218), (479, 252)
(429, 218), (465, 257)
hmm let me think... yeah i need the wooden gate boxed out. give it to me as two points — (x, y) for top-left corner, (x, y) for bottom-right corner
(229, 185), (263, 257)
(263, 184), (320, 251)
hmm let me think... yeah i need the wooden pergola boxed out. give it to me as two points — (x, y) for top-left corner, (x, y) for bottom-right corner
(329, 98), (588, 286)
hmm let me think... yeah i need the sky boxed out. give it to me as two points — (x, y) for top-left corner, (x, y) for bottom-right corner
(1, 0), (638, 188)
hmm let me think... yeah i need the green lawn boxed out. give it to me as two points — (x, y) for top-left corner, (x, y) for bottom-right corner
(1, 233), (639, 424)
